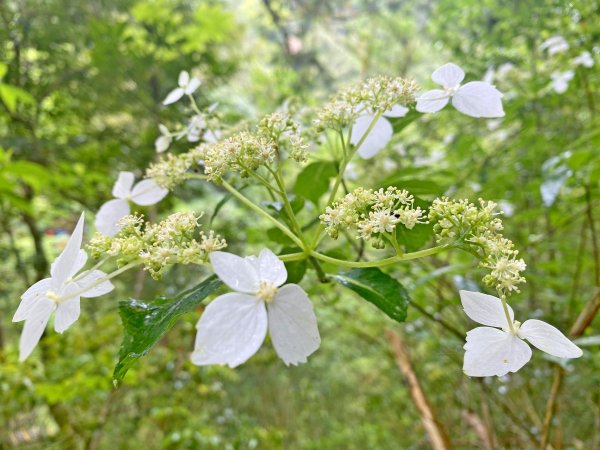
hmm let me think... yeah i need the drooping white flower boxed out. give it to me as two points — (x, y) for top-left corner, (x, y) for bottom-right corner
(460, 290), (582, 377)
(572, 51), (594, 68)
(539, 35), (569, 55)
(163, 70), (201, 106)
(550, 70), (574, 94)
(13, 213), (114, 361)
(350, 104), (409, 159)
(191, 249), (320, 368)
(187, 114), (207, 142)
(155, 124), (172, 153)
(95, 172), (168, 236)
(416, 63), (505, 118)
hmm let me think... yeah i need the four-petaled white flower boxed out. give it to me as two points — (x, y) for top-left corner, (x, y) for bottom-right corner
(573, 51), (594, 68)
(163, 70), (201, 106)
(416, 63), (505, 118)
(155, 124), (172, 153)
(550, 70), (574, 94)
(460, 290), (582, 377)
(350, 104), (409, 159)
(13, 213), (114, 361)
(95, 171), (168, 235)
(192, 249), (321, 368)
(539, 35), (569, 55)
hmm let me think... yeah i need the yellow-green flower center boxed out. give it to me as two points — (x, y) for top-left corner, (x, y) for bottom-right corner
(257, 281), (277, 303)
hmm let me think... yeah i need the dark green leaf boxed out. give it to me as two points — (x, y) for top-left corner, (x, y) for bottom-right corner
(293, 160), (337, 205)
(331, 268), (409, 322)
(395, 222), (434, 252)
(113, 275), (222, 384)
(388, 109), (420, 134)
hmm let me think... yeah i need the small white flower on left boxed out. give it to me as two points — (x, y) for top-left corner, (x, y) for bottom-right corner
(162, 70), (201, 106)
(191, 249), (321, 368)
(13, 213), (114, 361)
(155, 124), (172, 153)
(460, 290), (582, 377)
(416, 63), (505, 118)
(95, 171), (168, 236)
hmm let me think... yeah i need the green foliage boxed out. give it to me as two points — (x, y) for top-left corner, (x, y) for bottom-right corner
(331, 268), (409, 323)
(114, 275), (222, 383)
(293, 160), (338, 205)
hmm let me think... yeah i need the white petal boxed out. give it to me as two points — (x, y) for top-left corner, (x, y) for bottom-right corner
(14, 278), (54, 322)
(191, 293), (267, 368)
(155, 135), (171, 153)
(267, 284), (320, 365)
(256, 249), (287, 286)
(383, 104), (409, 118)
(178, 70), (190, 87)
(204, 129), (221, 143)
(209, 251), (260, 293)
(19, 298), (55, 361)
(350, 115), (393, 159)
(163, 87), (185, 105)
(415, 90), (450, 113)
(74, 270), (114, 298)
(452, 82), (505, 118)
(51, 212), (85, 285)
(431, 63), (465, 89)
(54, 290), (81, 334)
(129, 179), (168, 206)
(112, 171), (135, 199)
(95, 199), (130, 236)
(520, 319), (582, 359)
(460, 290), (514, 328)
(158, 123), (170, 136)
(463, 327), (532, 377)
(185, 77), (201, 95)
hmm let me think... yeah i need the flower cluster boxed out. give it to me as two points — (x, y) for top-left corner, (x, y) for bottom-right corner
(428, 198), (526, 294)
(88, 212), (226, 279)
(320, 187), (426, 246)
(313, 76), (417, 132)
(147, 113), (308, 185)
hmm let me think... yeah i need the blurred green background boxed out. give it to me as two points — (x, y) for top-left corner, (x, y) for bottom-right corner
(1, 0), (599, 449)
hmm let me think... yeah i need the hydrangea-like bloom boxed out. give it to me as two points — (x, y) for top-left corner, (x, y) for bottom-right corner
(13, 213), (114, 361)
(460, 290), (582, 377)
(416, 63), (505, 118)
(192, 249), (320, 368)
(162, 70), (201, 105)
(95, 172), (168, 236)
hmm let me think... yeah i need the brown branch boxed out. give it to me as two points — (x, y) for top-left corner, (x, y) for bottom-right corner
(385, 330), (452, 450)
(462, 410), (495, 450)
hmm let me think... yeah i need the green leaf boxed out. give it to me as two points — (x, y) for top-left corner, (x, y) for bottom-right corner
(293, 160), (337, 205)
(395, 222), (434, 252)
(0, 84), (34, 112)
(388, 109), (420, 134)
(113, 275), (222, 384)
(331, 268), (409, 322)
(281, 247), (307, 284)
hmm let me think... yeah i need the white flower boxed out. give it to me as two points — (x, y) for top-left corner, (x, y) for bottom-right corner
(460, 290), (582, 377)
(204, 128), (222, 143)
(163, 70), (201, 106)
(550, 70), (574, 94)
(572, 51), (594, 68)
(187, 114), (207, 142)
(539, 35), (569, 55)
(350, 104), (409, 159)
(155, 124), (172, 153)
(95, 171), (168, 235)
(191, 249), (320, 368)
(13, 213), (114, 361)
(416, 63), (505, 118)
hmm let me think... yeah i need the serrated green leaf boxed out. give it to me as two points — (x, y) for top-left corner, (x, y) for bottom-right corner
(331, 267), (409, 322)
(293, 160), (337, 205)
(113, 275), (222, 384)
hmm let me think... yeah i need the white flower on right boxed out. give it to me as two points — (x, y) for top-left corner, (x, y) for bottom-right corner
(162, 70), (201, 105)
(539, 35), (569, 55)
(191, 249), (320, 368)
(95, 172), (168, 235)
(13, 213), (114, 361)
(416, 63), (505, 118)
(572, 51), (594, 68)
(350, 104), (409, 159)
(460, 290), (582, 377)
(550, 70), (574, 94)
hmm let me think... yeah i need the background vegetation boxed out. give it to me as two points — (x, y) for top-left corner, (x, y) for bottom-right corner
(1, 0), (599, 449)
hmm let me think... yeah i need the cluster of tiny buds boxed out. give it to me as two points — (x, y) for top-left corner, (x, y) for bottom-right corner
(428, 197), (526, 294)
(320, 186), (426, 247)
(146, 112), (308, 186)
(313, 76), (417, 132)
(87, 212), (227, 279)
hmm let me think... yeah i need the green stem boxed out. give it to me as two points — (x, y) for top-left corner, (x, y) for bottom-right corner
(220, 180), (305, 249)
(498, 291), (516, 333)
(61, 261), (140, 302)
(71, 256), (110, 282)
(307, 245), (447, 268)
